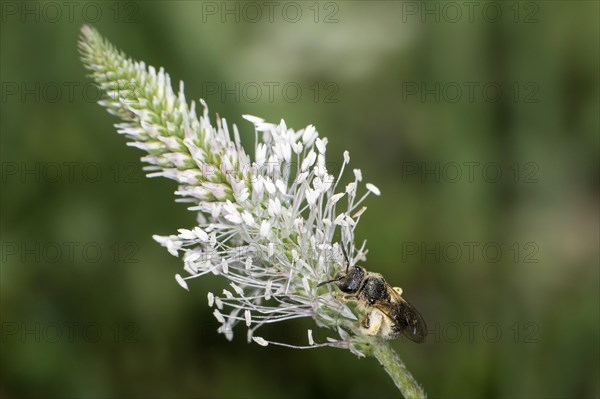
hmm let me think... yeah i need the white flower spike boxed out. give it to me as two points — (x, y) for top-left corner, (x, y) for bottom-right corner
(79, 26), (426, 398)
(78, 25), (371, 351)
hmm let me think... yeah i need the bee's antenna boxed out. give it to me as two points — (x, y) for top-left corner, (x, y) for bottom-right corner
(340, 245), (350, 273)
(317, 276), (342, 287)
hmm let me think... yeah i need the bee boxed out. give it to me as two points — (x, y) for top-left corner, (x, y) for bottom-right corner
(317, 246), (427, 343)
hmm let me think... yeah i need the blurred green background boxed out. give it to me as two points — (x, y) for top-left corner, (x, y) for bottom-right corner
(1, 1), (598, 398)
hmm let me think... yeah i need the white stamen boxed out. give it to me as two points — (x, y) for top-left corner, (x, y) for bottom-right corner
(306, 188), (319, 205)
(346, 182), (357, 195)
(213, 309), (225, 323)
(301, 150), (317, 171)
(315, 137), (328, 154)
(221, 259), (229, 274)
(265, 280), (273, 300)
(242, 114), (265, 124)
(252, 337), (269, 347)
(343, 151), (350, 163)
(330, 192), (345, 204)
(366, 183), (381, 196)
(353, 207), (367, 218)
(175, 274), (189, 291)
(302, 277), (311, 296)
(231, 282), (244, 296)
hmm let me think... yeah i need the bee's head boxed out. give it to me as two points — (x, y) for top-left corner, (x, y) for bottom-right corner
(333, 266), (364, 293)
(317, 244), (364, 293)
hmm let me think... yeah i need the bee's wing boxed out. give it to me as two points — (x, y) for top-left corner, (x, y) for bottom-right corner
(396, 299), (428, 343)
(384, 286), (428, 343)
(388, 285), (403, 302)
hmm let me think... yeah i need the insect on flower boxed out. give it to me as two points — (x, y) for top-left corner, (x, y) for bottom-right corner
(79, 25), (430, 396)
(318, 246), (427, 343)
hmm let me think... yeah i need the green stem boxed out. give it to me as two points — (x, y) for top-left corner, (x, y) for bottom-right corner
(371, 340), (427, 398)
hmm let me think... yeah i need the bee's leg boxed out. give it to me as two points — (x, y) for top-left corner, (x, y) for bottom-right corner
(360, 309), (384, 336)
(335, 293), (357, 302)
(393, 287), (403, 296)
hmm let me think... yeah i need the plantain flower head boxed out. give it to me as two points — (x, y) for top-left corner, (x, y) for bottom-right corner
(78, 25), (382, 356)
